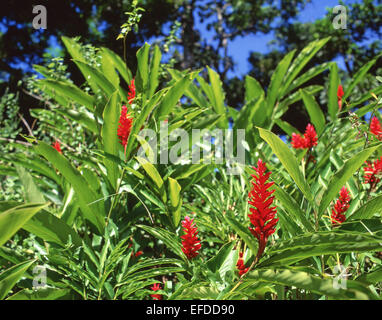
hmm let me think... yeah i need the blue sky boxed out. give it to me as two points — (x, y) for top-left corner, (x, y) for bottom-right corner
(213, 0), (359, 77)
(0, 0), (370, 79)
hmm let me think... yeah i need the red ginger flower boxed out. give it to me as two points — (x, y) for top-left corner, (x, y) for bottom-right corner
(150, 283), (162, 300)
(337, 85), (344, 110)
(236, 252), (249, 276)
(117, 105), (134, 151)
(331, 187), (350, 226)
(364, 156), (382, 186)
(127, 78), (136, 104)
(180, 216), (201, 260)
(52, 140), (62, 154)
(370, 116), (382, 141)
(248, 159), (278, 260)
(291, 123), (318, 149)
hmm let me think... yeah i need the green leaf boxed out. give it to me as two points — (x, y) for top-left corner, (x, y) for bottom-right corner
(156, 74), (193, 118)
(101, 91), (122, 188)
(0, 203), (49, 247)
(135, 43), (150, 94)
(15, 166), (45, 203)
(343, 57), (379, 100)
(36, 79), (95, 111)
(259, 231), (382, 267)
(328, 62), (339, 120)
(224, 215), (258, 256)
(0, 260), (35, 300)
(258, 127), (313, 203)
(34, 141), (105, 233)
(280, 37), (330, 98)
(168, 177), (182, 227)
(136, 156), (166, 201)
(349, 194), (382, 220)
(168, 69), (208, 109)
(247, 268), (376, 300)
(54, 108), (98, 134)
(285, 62), (332, 95)
(357, 266), (382, 285)
(245, 75), (264, 103)
(206, 241), (236, 276)
(137, 224), (186, 261)
(300, 89), (325, 135)
(318, 145), (381, 216)
(100, 50), (120, 88)
(101, 47), (132, 86)
(274, 184), (314, 232)
(7, 288), (72, 300)
(73, 60), (117, 97)
(148, 45), (162, 98)
(23, 210), (82, 247)
(207, 67), (227, 128)
(266, 49), (296, 114)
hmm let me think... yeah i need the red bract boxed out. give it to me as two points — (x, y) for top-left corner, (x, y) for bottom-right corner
(248, 159), (278, 260)
(180, 216), (201, 260)
(127, 78), (136, 104)
(303, 123), (318, 149)
(236, 252), (249, 276)
(337, 85), (344, 110)
(117, 105), (133, 151)
(291, 123), (318, 150)
(370, 116), (382, 141)
(52, 140), (62, 154)
(331, 187), (350, 226)
(150, 283), (162, 300)
(364, 156), (382, 186)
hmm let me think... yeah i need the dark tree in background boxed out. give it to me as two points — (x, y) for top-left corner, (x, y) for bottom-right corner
(1, 0), (381, 133)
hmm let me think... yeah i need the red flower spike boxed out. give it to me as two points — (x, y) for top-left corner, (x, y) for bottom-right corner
(291, 133), (306, 149)
(331, 186), (350, 226)
(150, 283), (162, 300)
(337, 85), (344, 110)
(180, 216), (201, 260)
(303, 123), (318, 149)
(127, 78), (136, 105)
(364, 156), (382, 186)
(248, 159), (278, 260)
(291, 123), (318, 150)
(370, 116), (382, 141)
(236, 252), (249, 276)
(52, 141), (62, 154)
(117, 105), (134, 151)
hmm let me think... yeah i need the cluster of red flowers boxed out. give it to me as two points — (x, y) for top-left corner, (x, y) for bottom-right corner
(128, 242), (143, 258)
(331, 187), (351, 226)
(291, 123), (318, 150)
(236, 251), (249, 276)
(180, 216), (201, 260)
(370, 116), (382, 141)
(364, 156), (382, 186)
(337, 84), (344, 110)
(52, 140), (62, 154)
(150, 283), (162, 300)
(248, 159), (278, 259)
(127, 78), (136, 105)
(117, 79), (136, 151)
(117, 106), (134, 149)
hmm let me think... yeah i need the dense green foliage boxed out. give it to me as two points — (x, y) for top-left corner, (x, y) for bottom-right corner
(0, 31), (382, 300)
